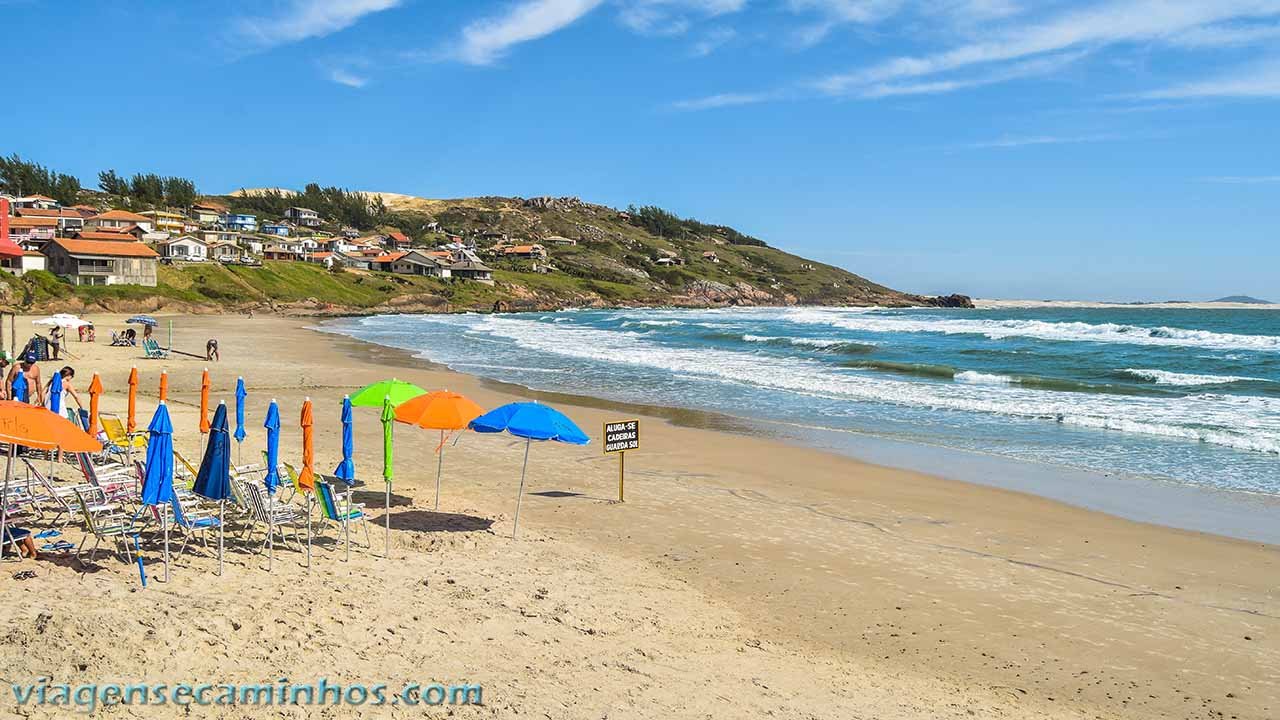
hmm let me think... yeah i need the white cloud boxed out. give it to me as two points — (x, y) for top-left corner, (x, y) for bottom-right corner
(456, 0), (605, 65)
(1132, 57), (1280, 98)
(690, 27), (737, 56)
(619, 0), (747, 36)
(235, 0), (401, 50)
(329, 67), (369, 87)
(962, 132), (1122, 149)
(1166, 21), (1280, 48)
(1201, 175), (1280, 183)
(830, 49), (1087, 97)
(669, 90), (780, 110)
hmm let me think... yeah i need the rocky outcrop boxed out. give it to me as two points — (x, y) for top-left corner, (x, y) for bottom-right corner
(920, 293), (974, 308)
(673, 280), (778, 307)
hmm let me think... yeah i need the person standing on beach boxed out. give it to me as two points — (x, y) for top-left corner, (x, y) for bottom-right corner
(5, 353), (44, 406)
(49, 326), (63, 360)
(44, 366), (83, 417)
(206, 338), (219, 362)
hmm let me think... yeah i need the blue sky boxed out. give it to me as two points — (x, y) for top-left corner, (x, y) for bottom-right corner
(5, 0), (1279, 300)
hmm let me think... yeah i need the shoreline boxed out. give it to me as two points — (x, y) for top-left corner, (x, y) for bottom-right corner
(4, 313), (1277, 719)
(314, 316), (1280, 546)
(975, 298), (1280, 310)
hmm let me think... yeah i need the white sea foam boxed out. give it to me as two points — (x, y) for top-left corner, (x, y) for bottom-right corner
(955, 371), (1014, 385)
(1122, 368), (1269, 386)
(782, 309), (1280, 352)
(740, 334), (868, 349)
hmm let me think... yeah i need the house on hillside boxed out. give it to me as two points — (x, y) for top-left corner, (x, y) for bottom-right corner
(384, 231), (411, 250)
(157, 235), (208, 262)
(262, 245), (302, 261)
(208, 240), (251, 264)
(261, 222), (291, 237)
(546, 235), (577, 246)
(222, 212), (257, 232)
(369, 250), (451, 278)
(139, 210), (188, 236)
(43, 237), (159, 286)
(11, 194), (60, 210)
(0, 251), (47, 277)
(449, 258), (494, 284)
(702, 251), (720, 263)
(16, 207), (85, 234)
(654, 256), (685, 267)
(7, 216), (57, 250)
(502, 244), (547, 260)
(196, 229), (240, 246)
(87, 209), (154, 233)
(284, 207), (321, 227)
(68, 205), (100, 218)
(190, 202), (226, 225)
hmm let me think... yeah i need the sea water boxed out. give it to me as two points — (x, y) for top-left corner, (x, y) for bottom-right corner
(323, 306), (1280, 536)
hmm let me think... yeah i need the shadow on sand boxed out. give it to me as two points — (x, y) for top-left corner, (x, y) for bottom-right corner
(379, 510), (493, 534)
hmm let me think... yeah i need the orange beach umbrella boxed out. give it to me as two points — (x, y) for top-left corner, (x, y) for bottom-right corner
(393, 390), (485, 510)
(127, 366), (138, 434)
(199, 369), (211, 434)
(158, 371), (168, 402)
(0, 400), (101, 560)
(299, 397), (316, 569)
(87, 373), (103, 437)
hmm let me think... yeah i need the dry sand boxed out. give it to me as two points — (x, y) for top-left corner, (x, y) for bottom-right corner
(0, 313), (1276, 719)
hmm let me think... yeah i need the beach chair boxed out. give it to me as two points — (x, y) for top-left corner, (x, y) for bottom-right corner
(74, 489), (137, 563)
(75, 453), (137, 504)
(21, 458), (116, 529)
(101, 414), (146, 452)
(242, 482), (305, 554)
(142, 338), (168, 359)
(315, 480), (370, 550)
(169, 492), (221, 557)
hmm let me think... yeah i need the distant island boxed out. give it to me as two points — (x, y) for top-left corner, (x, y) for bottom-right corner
(1211, 295), (1274, 305)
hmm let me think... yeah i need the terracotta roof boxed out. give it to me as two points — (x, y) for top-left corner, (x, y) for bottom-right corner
(370, 252), (407, 263)
(15, 208), (81, 219)
(7, 216), (57, 228)
(386, 231), (409, 243)
(50, 238), (159, 258)
(310, 251), (335, 260)
(504, 245), (543, 254)
(74, 231), (139, 241)
(427, 251), (452, 258)
(90, 209), (152, 222)
(17, 194), (56, 202)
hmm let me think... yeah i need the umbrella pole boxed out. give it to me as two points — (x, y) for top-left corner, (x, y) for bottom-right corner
(513, 439), (530, 540)
(344, 488), (351, 562)
(435, 430), (443, 511)
(306, 494), (312, 571)
(1, 443), (14, 561)
(162, 506), (170, 583)
(268, 499), (274, 572)
(384, 482), (390, 558)
(218, 501), (225, 576)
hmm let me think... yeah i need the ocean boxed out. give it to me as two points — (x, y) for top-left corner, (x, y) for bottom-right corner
(322, 306), (1280, 539)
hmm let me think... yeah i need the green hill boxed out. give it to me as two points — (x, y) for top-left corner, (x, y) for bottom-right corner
(4, 192), (970, 314)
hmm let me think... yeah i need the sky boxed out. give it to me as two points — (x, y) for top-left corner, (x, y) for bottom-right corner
(4, 0), (1279, 301)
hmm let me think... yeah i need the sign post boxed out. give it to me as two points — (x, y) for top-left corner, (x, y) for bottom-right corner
(603, 419), (640, 503)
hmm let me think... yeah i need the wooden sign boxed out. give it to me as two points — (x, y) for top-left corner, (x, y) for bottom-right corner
(603, 419), (639, 502)
(603, 419), (640, 453)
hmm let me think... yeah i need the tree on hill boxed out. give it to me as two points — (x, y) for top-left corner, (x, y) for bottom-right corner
(229, 183), (389, 229)
(0, 154), (82, 205)
(625, 204), (767, 247)
(98, 169), (129, 196)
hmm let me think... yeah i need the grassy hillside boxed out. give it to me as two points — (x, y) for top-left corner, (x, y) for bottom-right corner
(5, 193), (967, 314)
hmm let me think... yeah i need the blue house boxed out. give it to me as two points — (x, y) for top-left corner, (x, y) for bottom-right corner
(262, 222), (291, 237)
(222, 213), (258, 233)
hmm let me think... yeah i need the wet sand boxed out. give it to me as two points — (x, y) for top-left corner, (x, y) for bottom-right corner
(1, 313), (1276, 719)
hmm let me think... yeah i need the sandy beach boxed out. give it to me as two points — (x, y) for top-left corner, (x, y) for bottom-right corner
(1, 312), (1276, 719)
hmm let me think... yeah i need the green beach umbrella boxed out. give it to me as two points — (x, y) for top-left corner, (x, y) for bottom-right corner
(380, 394), (395, 557)
(350, 379), (426, 408)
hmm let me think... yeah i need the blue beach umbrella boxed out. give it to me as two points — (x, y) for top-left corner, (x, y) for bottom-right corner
(12, 371), (27, 404)
(141, 402), (175, 582)
(469, 402), (590, 538)
(263, 400), (281, 495)
(335, 395), (355, 481)
(234, 377), (247, 463)
(194, 402), (232, 575)
(48, 371), (62, 415)
(127, 315), (158, 327)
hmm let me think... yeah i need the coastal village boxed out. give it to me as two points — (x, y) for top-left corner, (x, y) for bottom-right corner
(0, 193), (507, 288)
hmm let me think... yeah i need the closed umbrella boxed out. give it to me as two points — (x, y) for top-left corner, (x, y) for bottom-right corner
(193, 402), (232, 575)
(469, 402), (590, 539)
(263, 399), (281, 570)
(48, 371), (63, 415)
(158, 371), (168, 402)
(199, 369), (211, 438)
(335, 395), (356, 561)
(127, 366), (138, 435)
(12, 370), (28, 404)
(299, 398), (315, 569)
(234, 377), (247, 465)
(394, 390), (484, 510)
(140, 403), (175, 582)
(0, 401), (101, 560)
(87, 373), (103, 437)
(380, 395), (394, 557)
